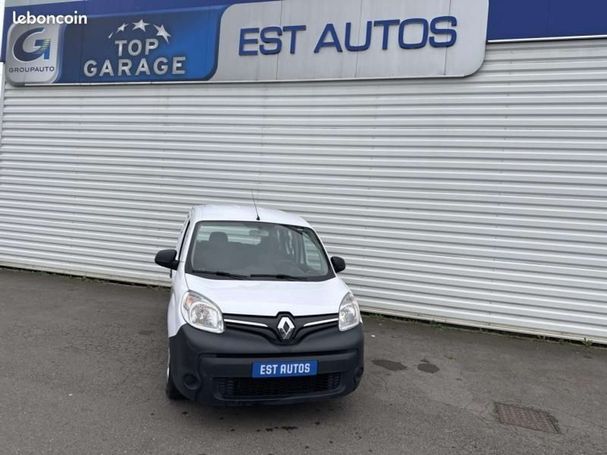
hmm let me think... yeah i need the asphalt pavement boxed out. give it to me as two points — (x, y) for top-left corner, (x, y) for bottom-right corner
(1, 268), (606, 455)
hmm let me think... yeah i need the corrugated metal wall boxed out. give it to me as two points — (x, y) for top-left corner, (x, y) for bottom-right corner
(1, 40), (606, 343)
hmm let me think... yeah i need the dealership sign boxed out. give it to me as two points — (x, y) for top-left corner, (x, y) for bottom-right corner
(3, 0), (489, 86)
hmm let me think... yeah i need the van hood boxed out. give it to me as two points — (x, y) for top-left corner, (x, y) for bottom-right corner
(185, 274), (350, 317)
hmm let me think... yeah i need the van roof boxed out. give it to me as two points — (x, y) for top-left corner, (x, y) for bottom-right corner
(190, 204), (312, 229)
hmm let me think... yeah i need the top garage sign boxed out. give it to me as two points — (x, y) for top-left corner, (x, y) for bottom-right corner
(2, 0), (489, 86)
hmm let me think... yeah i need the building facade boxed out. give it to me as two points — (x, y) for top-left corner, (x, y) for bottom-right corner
(1, 0), (606, 343)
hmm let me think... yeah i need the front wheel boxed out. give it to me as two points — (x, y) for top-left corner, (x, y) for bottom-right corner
(166, 350), (184, 400)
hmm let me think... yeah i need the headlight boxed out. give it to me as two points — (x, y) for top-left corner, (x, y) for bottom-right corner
(181, 291), (224, 334)
(338, 292), (361, 332)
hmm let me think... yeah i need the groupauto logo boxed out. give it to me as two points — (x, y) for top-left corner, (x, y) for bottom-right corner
(13, 27), (51, 62)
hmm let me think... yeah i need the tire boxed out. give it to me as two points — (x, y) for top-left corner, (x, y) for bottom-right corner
(166, 350), (184, 400)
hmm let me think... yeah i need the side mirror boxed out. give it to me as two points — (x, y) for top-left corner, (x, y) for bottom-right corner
(155, 249), (179, 270)
(331, 256), (346, 274)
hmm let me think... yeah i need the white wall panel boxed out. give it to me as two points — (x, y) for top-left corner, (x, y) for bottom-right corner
(1, 40), (606, 343)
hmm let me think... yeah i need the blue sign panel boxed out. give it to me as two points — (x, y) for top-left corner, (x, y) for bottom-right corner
(58, 9), (223, 83)
(488, 0), (607, 41)
(3, 0), (607, 85)
(3, 0), (490, 85)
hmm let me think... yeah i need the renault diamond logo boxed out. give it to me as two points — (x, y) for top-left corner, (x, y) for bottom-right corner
(277, 316), (295, 340)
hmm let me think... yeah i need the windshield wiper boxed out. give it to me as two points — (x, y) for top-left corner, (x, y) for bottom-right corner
(195, 270), (250, 279)
(250, 273), (303, 280)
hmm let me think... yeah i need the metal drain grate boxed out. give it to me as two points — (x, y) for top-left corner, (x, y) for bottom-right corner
(495, 403), (560, 434)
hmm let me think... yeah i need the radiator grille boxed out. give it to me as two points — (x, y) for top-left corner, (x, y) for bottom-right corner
(214, 373), (341, 399)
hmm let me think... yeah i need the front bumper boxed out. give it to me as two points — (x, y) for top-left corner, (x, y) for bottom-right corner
(168, 323), (364, 406)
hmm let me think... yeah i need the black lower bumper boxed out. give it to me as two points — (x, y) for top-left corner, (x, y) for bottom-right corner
(168, 323), (364, 406)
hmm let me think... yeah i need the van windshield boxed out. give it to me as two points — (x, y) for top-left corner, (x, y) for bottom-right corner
(186, 221), (335, 281)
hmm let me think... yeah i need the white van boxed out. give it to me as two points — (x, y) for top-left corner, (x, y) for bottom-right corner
(155, 204), (364, 405)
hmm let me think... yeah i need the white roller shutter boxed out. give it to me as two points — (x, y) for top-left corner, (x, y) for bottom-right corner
(1, 40), (606, 343)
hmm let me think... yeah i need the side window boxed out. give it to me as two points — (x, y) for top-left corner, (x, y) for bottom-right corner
(302, 233), (324, 273)
(176, 217), (191, 261)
